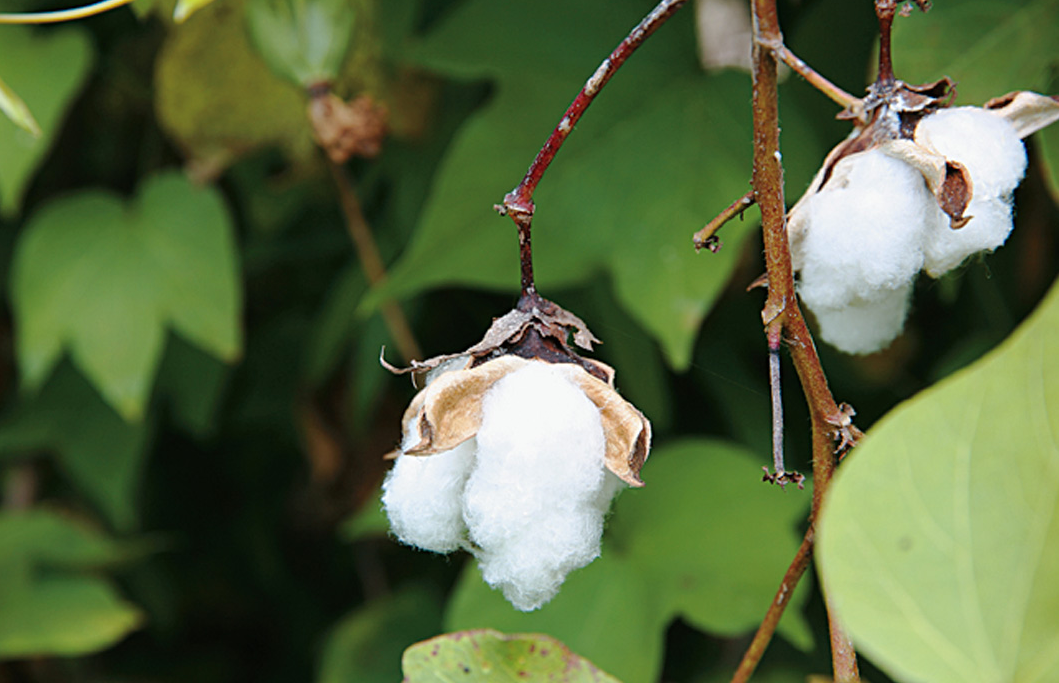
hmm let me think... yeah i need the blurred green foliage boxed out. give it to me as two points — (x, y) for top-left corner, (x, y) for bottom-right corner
(0, 0), (1055, 681)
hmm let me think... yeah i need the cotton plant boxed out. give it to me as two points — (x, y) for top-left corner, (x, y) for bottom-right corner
(788, 82), (1059, 355)
(380, 296), (650, 611)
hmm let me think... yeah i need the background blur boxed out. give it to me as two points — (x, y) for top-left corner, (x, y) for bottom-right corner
(0, 0), (1057, 681)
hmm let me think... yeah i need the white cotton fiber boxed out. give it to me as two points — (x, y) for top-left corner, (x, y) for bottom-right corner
(810, 283), (913, 355)
(462, 362), (612, 611)
(916, 107), (1027, 198)
(922, 196), (1013, 277)
(914, 108), (1026, 278)
(795, 149), (936, 311)
(382, 432), (476, 554)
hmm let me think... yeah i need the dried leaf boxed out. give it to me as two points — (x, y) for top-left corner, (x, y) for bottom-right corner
(984, 90), (1059, 140)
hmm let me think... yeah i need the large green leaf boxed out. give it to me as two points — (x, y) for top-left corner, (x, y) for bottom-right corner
(0, 26), (93, 217)
(0, 510), (142, 658)
(402, 629), (620, 683)
(368, 0), (759, 369)
(0, 364), (152, 531)
(445, 440), (812, 683)
(817, 276), (1059, 683)
(11, 172), (242, 421)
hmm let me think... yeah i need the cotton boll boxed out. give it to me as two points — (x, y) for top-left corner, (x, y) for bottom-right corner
(795, 149), (936, 310)
(916, 107), (1027, 198)
(922, 196), (1014, 277)
(382, 430), (476, 554)
(463, 362), (611, 611)
(809, 283), (913, 355)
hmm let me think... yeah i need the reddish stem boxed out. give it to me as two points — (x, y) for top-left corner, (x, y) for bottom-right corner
(497, 0), (688, 298)
(740, 0), (861, 680)
(875, 0), (897, 86)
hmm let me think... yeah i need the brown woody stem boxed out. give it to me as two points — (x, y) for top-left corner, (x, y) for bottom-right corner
(729, 525), (814, 683)
(875, 0), (897, 87)
(738, 0), (861, 680)
(497, 0), (688, 299)
(693, 190), (755, 252)
(329, 162), (423, 364)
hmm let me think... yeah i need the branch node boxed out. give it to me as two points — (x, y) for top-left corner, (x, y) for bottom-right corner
(762, 467), (806, 490)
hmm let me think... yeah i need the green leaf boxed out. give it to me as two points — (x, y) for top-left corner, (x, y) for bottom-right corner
(154, 0), (314, 166)
(0, 510), (142, 658)
(402, 629), (621, 683)
(0, 26), (93, 217)
(367, 0), (757, 369)
(445, 440), (812, 683)
(318, 586), (443, 683)
(0, 364), (152, 530)
(246, 0), (357, 87)
(817, 277), (1059, 683)
(891, 0), (1059, 106)
(11, 172), (242, 421)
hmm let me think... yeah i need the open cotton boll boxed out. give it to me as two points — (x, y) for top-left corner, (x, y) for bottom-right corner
(381, 427), (476, 554)
(916, 107), (1027, 198)
(463, 362), (612, 611)
(795, 149), (935, 309)
(809, 283), (914, 355)
(922, 195), (1014, 277)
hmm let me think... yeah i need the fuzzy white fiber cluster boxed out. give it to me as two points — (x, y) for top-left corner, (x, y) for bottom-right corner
(381, 361), (622, 611)
(794, 107), (1027, 354)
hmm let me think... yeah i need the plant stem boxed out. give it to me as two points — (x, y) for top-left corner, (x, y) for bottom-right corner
(0, 0), (133, 23)
(875, 0), (897, 87)
(768, 42), (864, 121)
(741, 0), (861, 679)
(693, 190), (755, 252)
(730, 525), (814, 683)
(826, 593), (862, 683)
(497, 0), (688, 298)
(328, 162), (423, 364)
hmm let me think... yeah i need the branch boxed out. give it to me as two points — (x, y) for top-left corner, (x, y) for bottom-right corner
(496, 0), (688, 302)
(738, 0), (861, 679)
(328, 162), (423, 364)
(693, 190), (755, 252)
(0, 0), (132, 23)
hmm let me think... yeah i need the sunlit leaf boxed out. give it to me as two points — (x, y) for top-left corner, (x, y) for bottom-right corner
(366, 0), (757, 369)
(0, 364), (152, 530)
(0, 510), (142, 657)
(0, 26), (93, 217)
(445, 440), (812, 683)
(402, 629), (620, 683)
(818, 277), (1059, 683)
(318, 586), (442, 683)
(11, 172), (242, 421)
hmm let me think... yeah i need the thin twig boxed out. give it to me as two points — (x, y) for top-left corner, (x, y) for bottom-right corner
(693, 190), (755, 252)
(738, 0), (861, 679)
(496, 0), (688, 301)
(328, 162), (423, 364)
(0, 0), (132, 23)
(769, 42), (865, 121)
(762, 327), (804, 489)
(730, 525), (814, 683)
